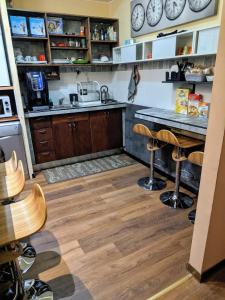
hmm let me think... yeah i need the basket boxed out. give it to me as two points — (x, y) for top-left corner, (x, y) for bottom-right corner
(185, 73), (206, 82)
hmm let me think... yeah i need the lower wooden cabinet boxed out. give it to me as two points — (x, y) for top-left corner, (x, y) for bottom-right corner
(30, 108), (123, 164)
(90, 109), (122, 152)
(52, 113), (91, 160)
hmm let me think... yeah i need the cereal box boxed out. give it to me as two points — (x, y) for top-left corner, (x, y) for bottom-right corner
(198, 102), (210, 118)
(175, 88), (190, 115)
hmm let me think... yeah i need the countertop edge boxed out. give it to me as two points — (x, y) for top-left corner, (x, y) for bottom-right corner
(24, 103), (127, 118)
(135, 112), (207, 135)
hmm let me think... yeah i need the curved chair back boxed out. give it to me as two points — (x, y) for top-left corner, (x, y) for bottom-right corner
(188, 151), (204, 167)
(156, 130), (180, 147)
(0, 184), (47, 247)
(0, 151), (17, 176)
(0, 160), (25, 201)
(133, 124), (155, 139)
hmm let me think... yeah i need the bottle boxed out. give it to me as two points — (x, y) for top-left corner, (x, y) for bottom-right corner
(100, 24), (104, 41)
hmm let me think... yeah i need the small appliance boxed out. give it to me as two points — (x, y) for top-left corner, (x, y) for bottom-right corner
(69, 93), (78, 106)
(76, 81), (101, 107)
(0, 96), (12, 118)
(25, 72), (49, 111)
(100, 85), (110, 103)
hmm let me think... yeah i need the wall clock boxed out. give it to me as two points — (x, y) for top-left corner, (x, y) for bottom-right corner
(131, 3), (145, 32)
(165, 0), (186, 20)
(188, 0), (212, 12)
(131, 0), (218, 37)
(146, 0), (163, 27)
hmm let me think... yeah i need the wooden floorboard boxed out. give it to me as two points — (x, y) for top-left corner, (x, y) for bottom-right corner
(22, 162), (196, 300)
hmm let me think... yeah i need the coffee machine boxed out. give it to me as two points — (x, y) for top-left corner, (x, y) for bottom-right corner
(25, 72), (49, 111)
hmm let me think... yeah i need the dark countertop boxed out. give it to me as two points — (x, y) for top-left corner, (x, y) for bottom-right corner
(135, 107), (208, 135)
(24, 102), (127, 119)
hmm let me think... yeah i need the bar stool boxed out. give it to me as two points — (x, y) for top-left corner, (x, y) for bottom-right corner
(187, 151), (204, 223)
(0, 157), (36, 274)
(133, 124), (166, 190)
(0, 160), (25, 202)
(0, 184), (53, 299)
(156, 130), (204, 209)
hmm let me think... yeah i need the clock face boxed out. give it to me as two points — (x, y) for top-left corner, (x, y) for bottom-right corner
(165, 0), (186, 20)
(131, 3), (145, 32)
(146, 0), (163, 27)
(188, 0), (212, 12)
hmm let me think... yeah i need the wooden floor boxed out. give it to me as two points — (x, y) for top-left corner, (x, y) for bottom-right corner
(161, 268), (225, 300)
(22, 161), (196, 300)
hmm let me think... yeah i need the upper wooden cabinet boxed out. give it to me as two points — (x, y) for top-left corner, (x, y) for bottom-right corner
(7, 8), (119, 68)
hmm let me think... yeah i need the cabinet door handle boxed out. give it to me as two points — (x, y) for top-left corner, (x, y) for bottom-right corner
(73, 122), (76, 129)
(39, 129), (47, 134)
(42, 152), (50, 156)
(39, 141), (48, 145)
(35, 117), (46, 121)
(68, 123), (72, 128)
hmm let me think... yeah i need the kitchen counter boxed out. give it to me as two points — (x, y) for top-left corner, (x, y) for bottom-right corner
(25, 102), (127, 118)
(0, 116), (19, 123)
(135, 107), (208, 135)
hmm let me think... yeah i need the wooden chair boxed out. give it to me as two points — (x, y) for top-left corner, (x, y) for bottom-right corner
(0, 184), (53, 299)
(133, 124), (166, 191)
(0, 151), (17, 176)
(187, 151), (204, 223)
(156, 129), (204, 209)
(0, 160), (25, 202)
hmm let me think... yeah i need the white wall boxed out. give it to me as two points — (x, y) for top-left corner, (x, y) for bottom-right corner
(111, 69), (212, 109)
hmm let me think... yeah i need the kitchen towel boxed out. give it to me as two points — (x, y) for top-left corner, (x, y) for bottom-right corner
(128, 64), (140, 102)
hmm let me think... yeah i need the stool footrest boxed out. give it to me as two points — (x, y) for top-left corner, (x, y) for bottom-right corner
(160, 191), (194, 209)
(138, 177), (166, 191)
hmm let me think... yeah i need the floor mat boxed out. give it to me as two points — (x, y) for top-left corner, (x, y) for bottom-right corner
(43, 154), (136, 184)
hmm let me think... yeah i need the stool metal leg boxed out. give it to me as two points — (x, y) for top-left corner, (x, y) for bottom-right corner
(160, 151), (194, 209)
(138, 150), (166, 191)
(188, 209), (196, 224)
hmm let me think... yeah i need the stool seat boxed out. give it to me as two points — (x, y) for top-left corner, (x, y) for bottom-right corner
(0, 184), (47, 247)
(133, 123), (157, 139)
(156, 130), (203, 149)
(188, 151), (204, 224)
(0, 151), (17, 176)
(0, 160), (25, 202)
(156, 129), (204, 209)
(188, 151), (204, 166)
(133, 124), (166, 191)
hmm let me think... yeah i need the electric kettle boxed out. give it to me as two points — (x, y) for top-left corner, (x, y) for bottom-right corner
(100, 85), (109, 103)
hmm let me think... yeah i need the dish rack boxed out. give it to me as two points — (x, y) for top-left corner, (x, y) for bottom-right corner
(77, 81), (101, 106)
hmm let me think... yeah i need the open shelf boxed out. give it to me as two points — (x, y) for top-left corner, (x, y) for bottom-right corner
(162, 80), (213, 84)
(51, 46), (88, 50)
(162, 80), (213, 93)
(0, 86), (14, 91)
(49, 34), (86, 38)
(91, 40), (118, 44)
(12, 36), (48, 41)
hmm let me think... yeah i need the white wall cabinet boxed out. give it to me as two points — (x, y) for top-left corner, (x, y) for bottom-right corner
(152, 36), (176, 59)
(196, 27), (219, 55)
(113, 26), (219, 65)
